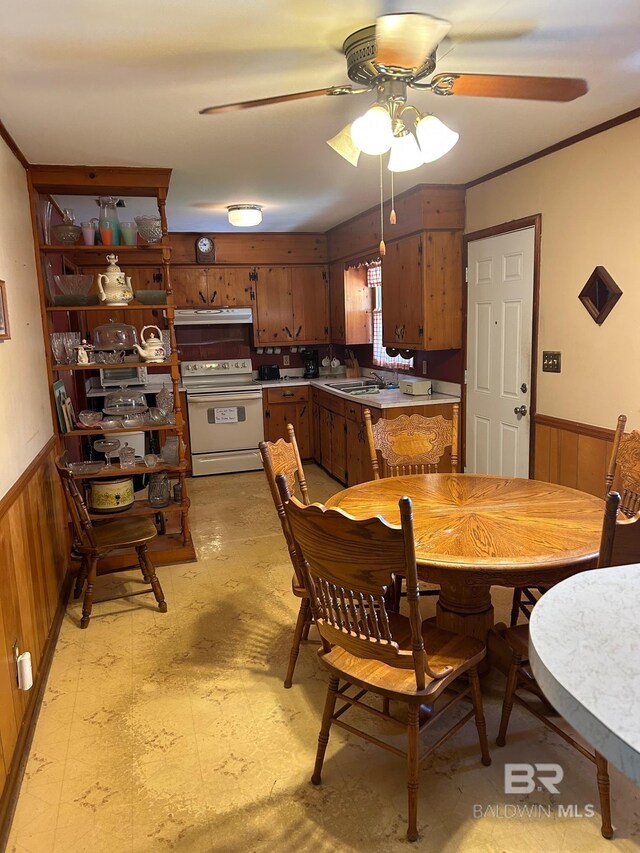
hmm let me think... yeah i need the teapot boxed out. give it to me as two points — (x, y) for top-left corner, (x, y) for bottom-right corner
(133, 325), (166, 363)
(97, 254), (133, 306)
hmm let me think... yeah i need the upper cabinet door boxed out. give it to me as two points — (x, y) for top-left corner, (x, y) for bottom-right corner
(423, 231), (463, 351)
(329, 261), (346, 344)
(219, 268), (256, 307)
(171, 268), (209, 307)
(344, 266), (372, 345)
(254, 266), (292, 344)
(382, 234), (424, 349)
(291, 266), (329, 344)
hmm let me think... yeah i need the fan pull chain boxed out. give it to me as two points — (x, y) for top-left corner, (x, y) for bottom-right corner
(379, 155), (386, 256)
(390, 170), (396, 225)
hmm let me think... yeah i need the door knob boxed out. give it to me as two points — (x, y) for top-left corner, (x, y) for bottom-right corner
(514, 405), (528, 416)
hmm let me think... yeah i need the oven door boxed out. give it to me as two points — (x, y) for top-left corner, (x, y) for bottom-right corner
(187, 389), (264, 454)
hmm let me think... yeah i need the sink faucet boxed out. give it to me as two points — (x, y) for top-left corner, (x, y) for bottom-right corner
(370, 371), (388, 389)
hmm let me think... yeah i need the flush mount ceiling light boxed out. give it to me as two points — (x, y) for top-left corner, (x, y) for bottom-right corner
(227, 204), (262, 227)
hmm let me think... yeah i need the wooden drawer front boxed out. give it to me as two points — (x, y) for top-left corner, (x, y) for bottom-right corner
(318, 390), (345, 417)
(345, 401), (363, 422)
(266, 387), (309, 404)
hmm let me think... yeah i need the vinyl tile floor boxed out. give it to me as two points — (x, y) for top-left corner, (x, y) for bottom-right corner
(6, 465), (640, 852)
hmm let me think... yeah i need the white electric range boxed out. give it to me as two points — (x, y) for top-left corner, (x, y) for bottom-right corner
(182, 359), (263, 476)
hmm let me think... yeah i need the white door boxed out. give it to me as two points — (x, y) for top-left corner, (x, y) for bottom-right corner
(466, 227), (535, 477)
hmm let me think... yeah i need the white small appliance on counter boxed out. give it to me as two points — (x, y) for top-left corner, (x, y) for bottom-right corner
(399, 378), (432, 396)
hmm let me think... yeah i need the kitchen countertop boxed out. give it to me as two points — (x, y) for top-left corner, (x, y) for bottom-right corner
(259, 376), (460, 409)
(529, 564), (640, 785)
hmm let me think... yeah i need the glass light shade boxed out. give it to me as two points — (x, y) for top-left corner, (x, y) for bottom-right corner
(326, 124), (360, 166)
(227, 205), (262, 227)
(387, 131), (423, 172)
(350, 106), (393, 155)
(415, 115), (459, 163)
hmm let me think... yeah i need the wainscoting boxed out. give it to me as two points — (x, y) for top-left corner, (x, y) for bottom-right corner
(534, 414), (616, 497)
(0, 438), (70, 840)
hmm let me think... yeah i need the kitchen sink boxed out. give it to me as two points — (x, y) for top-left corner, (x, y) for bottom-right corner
(326, 380), (381, 392)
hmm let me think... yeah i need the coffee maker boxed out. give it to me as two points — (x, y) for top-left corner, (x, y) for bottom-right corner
(301, 349), (319, 379)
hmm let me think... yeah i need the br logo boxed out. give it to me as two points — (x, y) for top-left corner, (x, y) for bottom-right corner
(505, 763), (564, 794)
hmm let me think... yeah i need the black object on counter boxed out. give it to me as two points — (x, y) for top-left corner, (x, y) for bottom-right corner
(258, 364), (280, 380)
(301, 349), (319, 378)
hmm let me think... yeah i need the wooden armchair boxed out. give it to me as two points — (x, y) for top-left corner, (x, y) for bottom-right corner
(363, 404), (459, 479)
(510, 413), (632, 626)
(497, 490), (640, 840)
(277, 474), (490, 843)
(259, 424), (312, 688)
(56, 457), (167, 629)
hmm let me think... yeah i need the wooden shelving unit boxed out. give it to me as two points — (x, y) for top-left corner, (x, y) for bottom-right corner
(27, 165), (196, 566)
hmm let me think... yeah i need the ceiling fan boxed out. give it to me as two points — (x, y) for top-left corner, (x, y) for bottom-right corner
(199, 12), (589, 117)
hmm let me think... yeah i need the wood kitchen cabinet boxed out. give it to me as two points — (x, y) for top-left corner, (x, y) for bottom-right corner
(254, 265), (329, 346)
(329, 262), (372, 345)
(382, 231), (462, 351)
(171, 267), (255, 308)
(263, 386), (312, 459)
(312, 388), (347, 483)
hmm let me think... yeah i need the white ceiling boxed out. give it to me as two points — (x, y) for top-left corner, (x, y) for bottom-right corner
(2, 0), (640, 233)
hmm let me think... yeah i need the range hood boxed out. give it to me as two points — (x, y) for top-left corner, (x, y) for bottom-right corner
(173, 308), (253, 325)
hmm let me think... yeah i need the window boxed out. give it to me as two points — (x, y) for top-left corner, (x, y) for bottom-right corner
(368, 263), (414, 370)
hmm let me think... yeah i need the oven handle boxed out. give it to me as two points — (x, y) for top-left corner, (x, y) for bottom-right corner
(187, 391), (263, 405)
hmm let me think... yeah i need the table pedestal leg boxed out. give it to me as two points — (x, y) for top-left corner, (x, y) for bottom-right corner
(436, 580), (494, 670)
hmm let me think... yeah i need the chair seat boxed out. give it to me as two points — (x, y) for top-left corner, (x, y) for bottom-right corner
(503, 624), (531, 659)
(319, 614), (485, 701)
(91, 516), (158, 551)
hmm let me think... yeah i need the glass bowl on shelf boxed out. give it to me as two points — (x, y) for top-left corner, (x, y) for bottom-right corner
(92, 320), (138, 351)
(77, 411), (103, 428)
(51, 224), (82, 244)
(53, 274), (93, 295)
(134, 216), (162, 244)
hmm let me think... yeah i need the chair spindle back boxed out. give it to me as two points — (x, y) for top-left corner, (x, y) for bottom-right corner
(364, 405), (459, 480)
(55, 456), (97, 549)
(259, 425), (310, 588)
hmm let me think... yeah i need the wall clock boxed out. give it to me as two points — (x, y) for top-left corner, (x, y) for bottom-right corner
(195, 236), (216, 264)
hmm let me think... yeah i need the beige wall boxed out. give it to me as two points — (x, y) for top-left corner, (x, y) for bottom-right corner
(0, 137), (52, 497)
(466, 117), (640, 431)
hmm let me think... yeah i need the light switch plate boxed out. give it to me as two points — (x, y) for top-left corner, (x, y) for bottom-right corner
(542, 351), (561, 372)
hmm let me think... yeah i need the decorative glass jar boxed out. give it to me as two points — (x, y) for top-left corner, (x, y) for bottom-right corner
(148, 471), (171, 508)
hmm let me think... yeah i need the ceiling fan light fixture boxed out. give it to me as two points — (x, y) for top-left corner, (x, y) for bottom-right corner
(350, 105), (393, 155)
(227, 204), (262, 227)
(326, 123), (361, 166)
(387, 131), (423, 172)
(415, 114), (459, 163)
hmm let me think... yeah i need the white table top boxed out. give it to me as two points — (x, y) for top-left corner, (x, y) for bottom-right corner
(529, 563), (640, 784)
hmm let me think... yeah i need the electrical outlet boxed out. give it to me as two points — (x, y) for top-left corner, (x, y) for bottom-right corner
(283, 355), (290, 366)
(542, 351), (562, 373)
(422, 361), (428, 375)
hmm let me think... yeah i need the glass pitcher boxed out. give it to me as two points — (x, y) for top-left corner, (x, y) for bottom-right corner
(148, 471), (171, 507)
(97, 196), (121, 246)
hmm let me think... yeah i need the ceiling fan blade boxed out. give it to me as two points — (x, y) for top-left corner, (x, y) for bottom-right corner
(199, 87), (338, 115)
(430, 73), (588, 102)
(375, 13), (451, 69)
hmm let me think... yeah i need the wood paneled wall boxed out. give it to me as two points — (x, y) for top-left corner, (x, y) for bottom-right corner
(534, 414), (615, 498)
(0, 439), (70, 839)
(169, 232), (327, 265)
(326, 184), (465, 262)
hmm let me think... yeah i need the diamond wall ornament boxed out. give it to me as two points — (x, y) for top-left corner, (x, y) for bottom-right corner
(578, 266), (622, 325)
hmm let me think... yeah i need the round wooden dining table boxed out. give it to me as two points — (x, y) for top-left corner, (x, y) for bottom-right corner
(325, 474), (604, 643)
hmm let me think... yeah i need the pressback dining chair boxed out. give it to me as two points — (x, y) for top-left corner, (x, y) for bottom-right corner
(363, 404), (459, 606)
(497, 490), (639, 839)
(277, 473), (491, 843)
(363, 404), (459, 479)
(56, 456), (167, 629)
(510, 413), (631, 626)
(259, 424), (313, 688)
